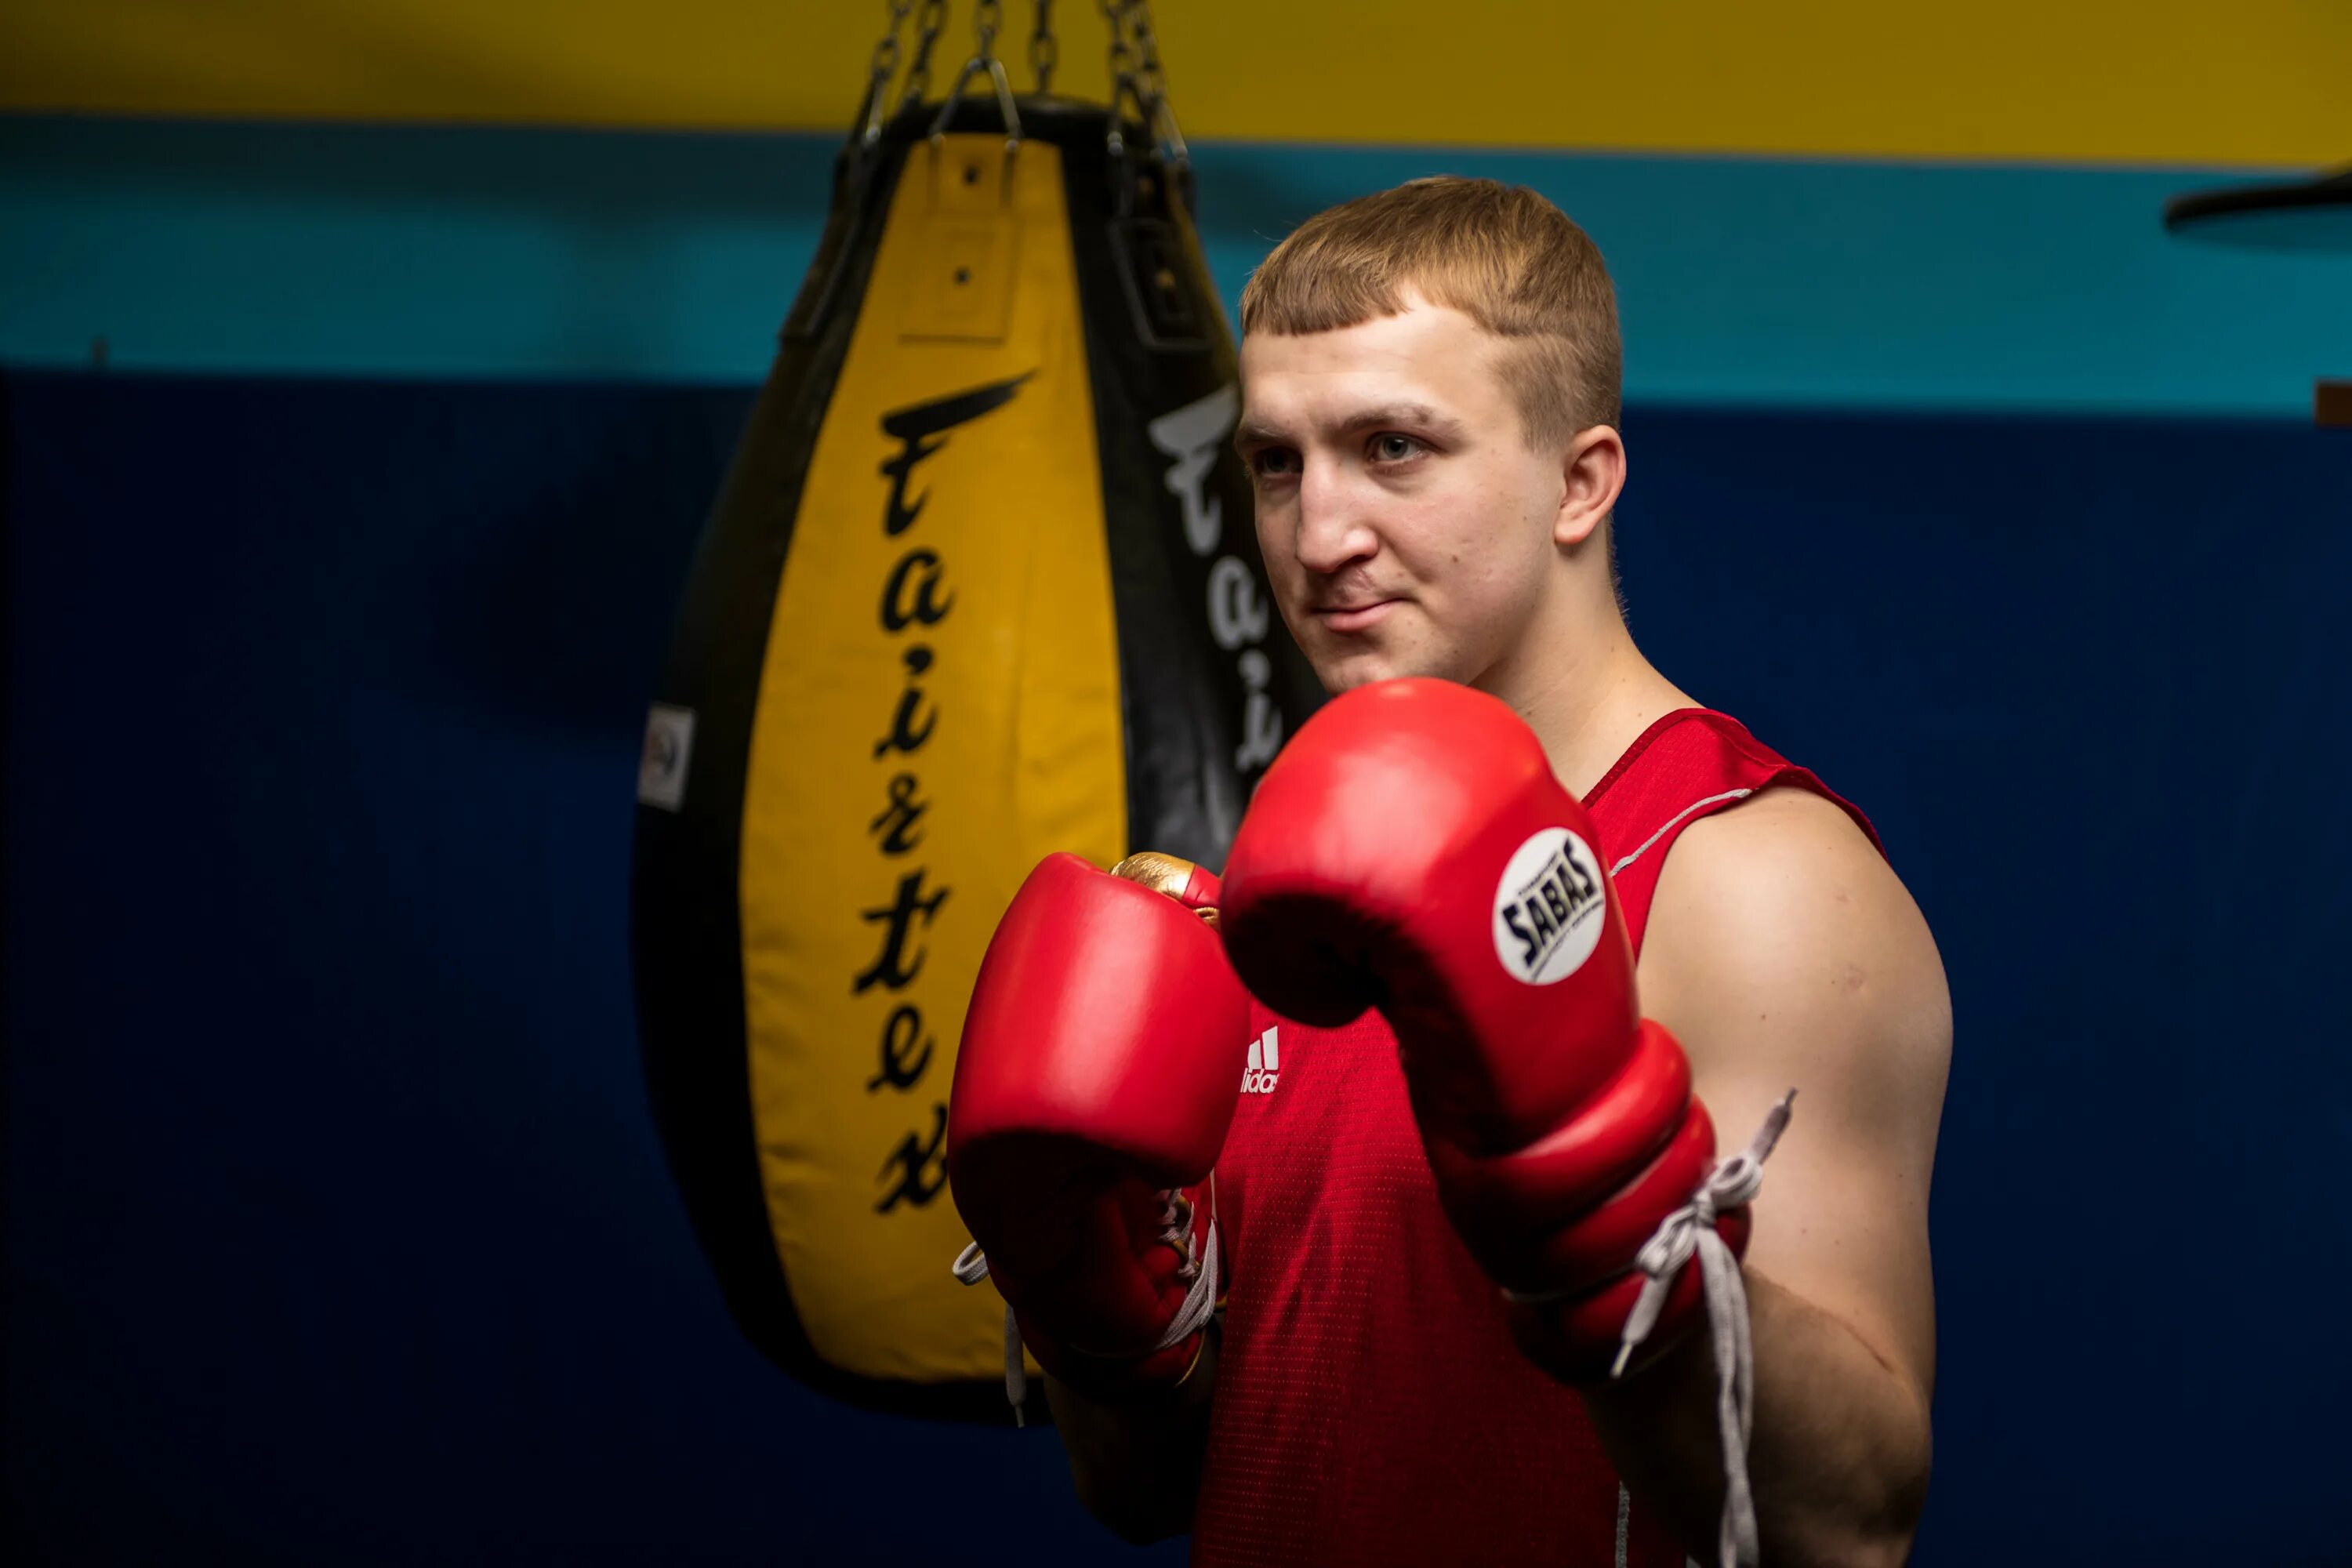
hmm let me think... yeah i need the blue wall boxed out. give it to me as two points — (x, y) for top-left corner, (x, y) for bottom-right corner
(7, 113), (2352, 1566)
(3, 116), (2345, 413)
(3, 372), (1134, 1566)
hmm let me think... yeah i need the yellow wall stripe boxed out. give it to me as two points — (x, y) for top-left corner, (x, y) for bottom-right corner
(5, 0), (2343, 166)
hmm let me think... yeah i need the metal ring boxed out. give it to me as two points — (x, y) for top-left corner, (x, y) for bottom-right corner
(927, 53), (1025, 156)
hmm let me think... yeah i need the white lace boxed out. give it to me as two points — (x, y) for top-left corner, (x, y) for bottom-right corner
(952, 1187), (1219, 1427)
(1500, 1090), (1793, 1568)
(1614, 1090), (1795, 1568)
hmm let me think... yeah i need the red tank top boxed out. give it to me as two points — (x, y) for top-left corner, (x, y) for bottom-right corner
(1192, 708), (1879, 1567)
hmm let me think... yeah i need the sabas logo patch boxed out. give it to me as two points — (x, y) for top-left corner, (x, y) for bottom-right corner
(1491, 827), (1608, 985)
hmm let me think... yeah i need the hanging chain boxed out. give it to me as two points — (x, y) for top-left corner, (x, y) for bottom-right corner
(899, 0), (951, 109)
(1096, 1), (1185, 172)
(1029, 0), (1058, 93)
(1128, 2), (1167, 117)
(861, 0), (917, 141)
(866, 0), (915, 89)
(1127, 1), (1189, 170)
(927, 0), (1023, 148)
(1098, 0), (1144, 156)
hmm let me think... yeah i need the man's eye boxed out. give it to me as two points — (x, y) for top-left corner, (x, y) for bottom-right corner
(1371, 434), (1422, 463)
(1250, 448), (1299, 477)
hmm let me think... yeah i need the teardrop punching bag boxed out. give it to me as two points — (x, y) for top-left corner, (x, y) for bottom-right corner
(630, 61), (1322, 1416)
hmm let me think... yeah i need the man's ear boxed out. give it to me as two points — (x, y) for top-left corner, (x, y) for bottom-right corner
(1554, 426), (1627, 549)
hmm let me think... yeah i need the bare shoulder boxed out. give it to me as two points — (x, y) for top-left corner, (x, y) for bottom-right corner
(1640, 786), (1949, 1064)
(1639, 785), (1952, 1383)
(1637, 785), (1952, 1236)
(1655, 784), (1902, 931)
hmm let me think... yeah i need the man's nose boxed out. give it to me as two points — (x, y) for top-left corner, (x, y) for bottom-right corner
(1294, 459), (1377, 577)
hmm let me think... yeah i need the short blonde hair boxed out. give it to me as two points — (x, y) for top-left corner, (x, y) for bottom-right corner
(1239, 176), (1622, 448)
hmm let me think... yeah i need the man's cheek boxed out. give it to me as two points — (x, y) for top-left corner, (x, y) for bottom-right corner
(1250, 516), (1286, 581)
(1254, 534), (1306, 615)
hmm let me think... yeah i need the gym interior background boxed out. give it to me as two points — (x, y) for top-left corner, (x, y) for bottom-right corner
(5, 4), (2348, 1563)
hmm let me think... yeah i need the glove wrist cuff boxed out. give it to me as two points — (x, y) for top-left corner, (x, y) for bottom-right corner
(1022, 1317), (1210, 1402)
(1501, 1204), (1748, 1388)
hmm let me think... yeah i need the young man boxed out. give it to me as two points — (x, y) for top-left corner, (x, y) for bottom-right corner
(950, 177), (1950, 1567)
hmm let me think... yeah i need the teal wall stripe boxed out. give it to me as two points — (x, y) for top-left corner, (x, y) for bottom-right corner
(2, 115), (2340, 415)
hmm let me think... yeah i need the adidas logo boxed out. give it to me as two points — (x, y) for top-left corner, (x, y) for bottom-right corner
(1240, 1026), (1281, 1095)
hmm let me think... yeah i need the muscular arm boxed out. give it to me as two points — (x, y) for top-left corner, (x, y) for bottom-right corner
(1044, 1332), (1218, 1544)
(1588, 788), (1951, 1567)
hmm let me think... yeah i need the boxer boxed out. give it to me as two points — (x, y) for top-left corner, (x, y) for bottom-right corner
(950, 176), (1949, 1568)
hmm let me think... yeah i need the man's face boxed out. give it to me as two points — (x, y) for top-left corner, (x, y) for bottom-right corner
(1236, 294), (1567, 695)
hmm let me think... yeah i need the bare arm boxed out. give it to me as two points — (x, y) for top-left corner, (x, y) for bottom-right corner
(1044, 1330), (1219, 1544)
(1591, 788), (1951, 1567)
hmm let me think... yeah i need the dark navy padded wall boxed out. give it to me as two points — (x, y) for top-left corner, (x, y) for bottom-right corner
(6, 370), (2347, 1563)
(0, 372), (1147, 1567)
(1615, 408), (2352, 1564)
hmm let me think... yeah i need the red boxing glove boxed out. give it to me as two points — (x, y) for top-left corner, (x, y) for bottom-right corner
(947, 851), (1248, 1410)
(1218, 678), (1748, 1383)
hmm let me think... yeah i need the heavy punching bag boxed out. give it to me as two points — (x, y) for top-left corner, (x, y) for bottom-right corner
(630, 3), (1320, 1419)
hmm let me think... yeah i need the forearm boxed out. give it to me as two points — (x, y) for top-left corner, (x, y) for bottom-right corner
(1581, 1270), (1932, 1568)
(1044, 1327), (1218, 1544)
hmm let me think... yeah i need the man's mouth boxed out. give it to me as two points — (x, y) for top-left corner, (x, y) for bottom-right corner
(1311, 598), (1399, 634)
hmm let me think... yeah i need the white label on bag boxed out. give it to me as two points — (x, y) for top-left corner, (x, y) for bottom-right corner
(637, 703), (696, 811)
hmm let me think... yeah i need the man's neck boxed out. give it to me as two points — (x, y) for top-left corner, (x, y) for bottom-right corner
(1479, 613), (1695, 800)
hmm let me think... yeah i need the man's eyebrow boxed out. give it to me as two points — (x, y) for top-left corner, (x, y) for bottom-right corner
(1232, 416), (1285, 451)
(1345, 401), (1454, 434)
(1232, 402), (1462, 451)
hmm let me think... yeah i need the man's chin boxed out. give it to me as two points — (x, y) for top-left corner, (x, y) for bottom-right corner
(1310, 646), (1446, 695)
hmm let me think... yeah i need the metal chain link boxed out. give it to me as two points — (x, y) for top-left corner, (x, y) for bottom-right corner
(1029, 0), (1058, 93)
(1098, 0), (1145, 156)
(1096, 0), (1187, 172)
(1127, 1), (1189, 170)
(927, 0), (1023, 148)
(899, 0), (950, 109)
(862, 0), (917, 141)
(1098, 0), (1138, 94)
(1129, 2), (1167, 108)
(867, 0), (913, 86)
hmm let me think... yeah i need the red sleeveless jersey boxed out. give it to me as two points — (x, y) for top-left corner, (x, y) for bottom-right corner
(1192, 708), (1880, 1567)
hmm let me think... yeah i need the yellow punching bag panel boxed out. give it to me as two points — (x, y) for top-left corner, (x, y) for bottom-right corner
(631, 99), (1320, 1420)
